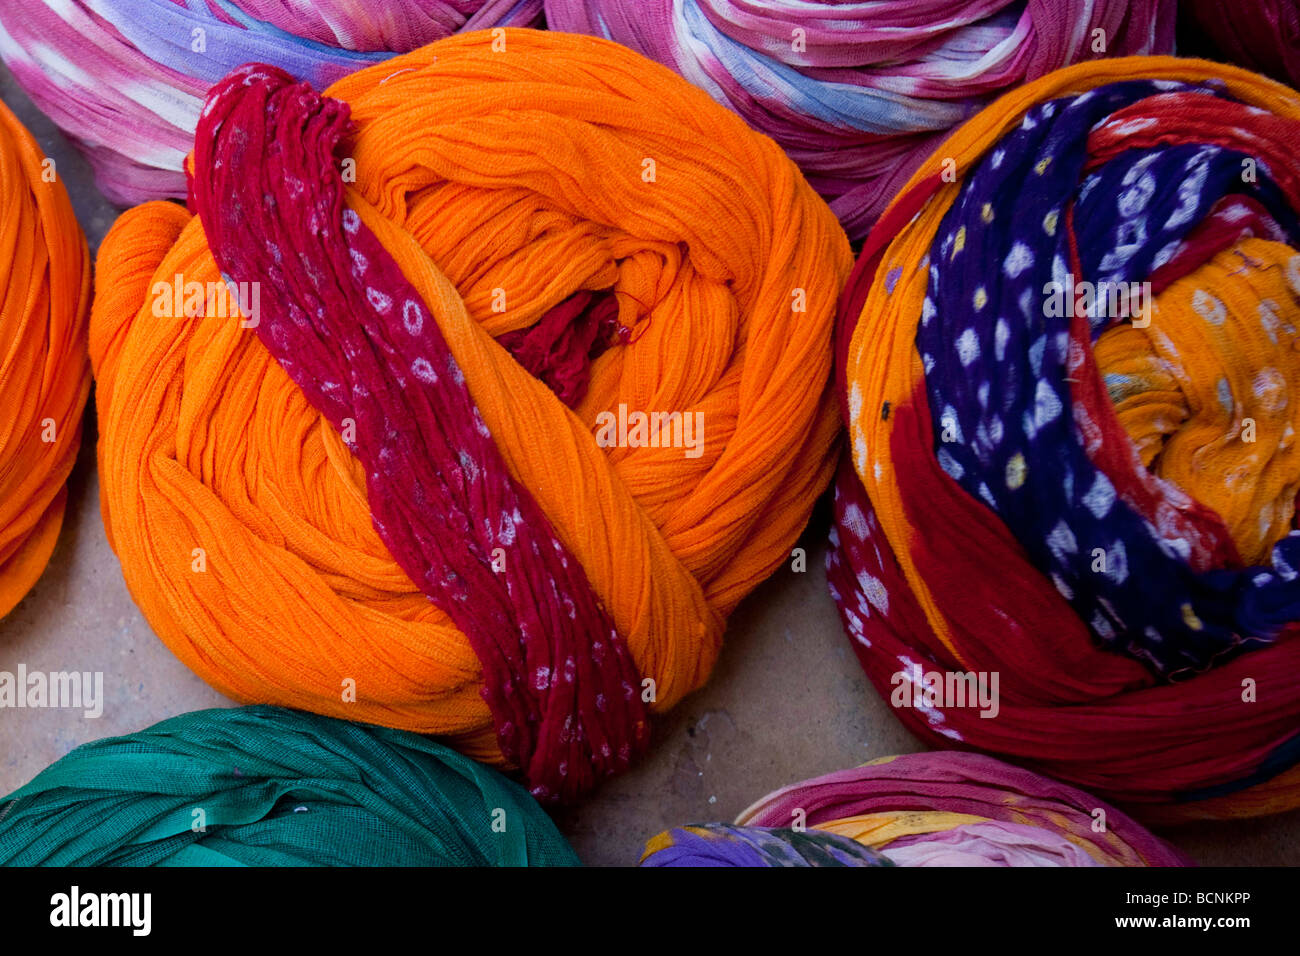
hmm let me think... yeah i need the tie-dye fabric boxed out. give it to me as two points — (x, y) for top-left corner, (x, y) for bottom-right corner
(831, 56), (1300, 821)
(640, 824), (893, 867)
(188, 63), (649, 803)
(918, 79), (1300, 677)
(639, 752), (1191, 867)
(546, 0), (1174, 238)
(0, 1), (542, 204)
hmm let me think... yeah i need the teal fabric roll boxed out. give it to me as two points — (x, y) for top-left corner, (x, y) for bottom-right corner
(0, 706), (578, 866)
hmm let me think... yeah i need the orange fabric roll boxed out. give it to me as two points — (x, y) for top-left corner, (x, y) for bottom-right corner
(0, 100), (90, 621)
(90, 30), (852, 781)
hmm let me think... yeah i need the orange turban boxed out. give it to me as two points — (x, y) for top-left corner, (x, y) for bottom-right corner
(0, 100), (90, 621)
(90, 30), (852, 799)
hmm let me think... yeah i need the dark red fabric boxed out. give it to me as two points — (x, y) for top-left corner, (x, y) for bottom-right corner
(1184, 0), (1300, 87)
(188, 64), (648, 803)
(1086, 94), (1300, 200)
(494, 291), (621, 409)
(1145, 194), (1290, 296)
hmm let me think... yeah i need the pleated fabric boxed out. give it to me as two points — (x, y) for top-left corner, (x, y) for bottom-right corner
(90, 30), (852, 803)
(0, 706), (579, 866)
(546, 0), (1175, 239)
(1183, 0), (1300, 88)
(641, 753), (1191, 867)
(0, 97), (90, 621)
(0, 1), (543, 204)
(831, 56), (1300, 821)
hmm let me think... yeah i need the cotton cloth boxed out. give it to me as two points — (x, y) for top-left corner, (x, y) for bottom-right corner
(0, 1), (543, 204)
(0, 706), (579, 866)
(831, 56), (1300, 821)
(91, 30), (852, 803)
(1183, 0), (1300, 87)
(546, 0), (1175, 238)
(640, 753), (1191, 866)
(0, 97), (90, 621)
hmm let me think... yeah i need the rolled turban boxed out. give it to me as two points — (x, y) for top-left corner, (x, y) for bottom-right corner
(830, 56), (1300, 821)
(0, 1), (544, 205)
(0, 706), (579, 866)
(545, 0), (1176, 239)
(90, 30), (852, 804)
(0, 98), (90, 621)
(640, 752), (1190, 866)
(1183, 0), (1300, 88)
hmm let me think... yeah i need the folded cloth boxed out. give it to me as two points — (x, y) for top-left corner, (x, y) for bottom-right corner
(0, 97), (90, 621)
(546, 0), (1175, 238)
(640, 752), (1191, 866)
(90, 30), (852, 803)
(0, 706), (579, 866)
(0, 0), (543, 204)
(830, 55), (1300, 821)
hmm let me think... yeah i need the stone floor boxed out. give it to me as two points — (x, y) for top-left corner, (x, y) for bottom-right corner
(2, 66), (1297, 867)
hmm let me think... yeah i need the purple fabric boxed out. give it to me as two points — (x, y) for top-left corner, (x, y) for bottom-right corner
(640, 824), (893, 867)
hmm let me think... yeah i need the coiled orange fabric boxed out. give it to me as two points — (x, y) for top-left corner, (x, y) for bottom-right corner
(0, 100), (90, 621)
(91, 30), (852, 780)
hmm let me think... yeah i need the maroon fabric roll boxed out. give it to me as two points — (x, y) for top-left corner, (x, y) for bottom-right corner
(1183, 0), (1300, 87)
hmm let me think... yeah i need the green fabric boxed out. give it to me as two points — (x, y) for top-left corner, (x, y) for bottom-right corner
(0, 706), (579, 867)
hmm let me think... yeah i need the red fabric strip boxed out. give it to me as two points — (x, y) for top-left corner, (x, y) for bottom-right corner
(494, 290), (622, 409)
(188, 65), (648, 803)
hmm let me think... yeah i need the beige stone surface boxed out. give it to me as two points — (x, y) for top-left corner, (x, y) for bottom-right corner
(2, 66), (1297, 867)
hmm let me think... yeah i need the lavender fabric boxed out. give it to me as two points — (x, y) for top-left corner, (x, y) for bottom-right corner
(0, 1), (542, 204)
(545, 0), (1176, 238)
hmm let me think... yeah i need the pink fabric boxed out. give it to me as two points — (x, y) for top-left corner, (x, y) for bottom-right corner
(738, 752), (1192, 866)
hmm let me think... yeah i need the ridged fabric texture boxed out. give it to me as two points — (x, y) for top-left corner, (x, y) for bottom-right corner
(0, 0), (543, 204)
(0, 706), (579, 866)
(0, 97), (90, 621)
(830, 56), (1300, 821)
(546, 0), (1176, 239)
(1183, 0), (1300, 87)
(90, 30), (852, 803)
(641, 753), (1190, 866)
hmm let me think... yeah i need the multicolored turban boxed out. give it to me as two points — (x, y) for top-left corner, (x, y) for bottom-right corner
(1183, 0), (1300, 88)
(90, 30), (852, 804)
(641, 752), (1190, 866)
(0, 1), (543, 204)
(545, 0), (1176, 239)
(0, 707), (579, 866)
(830, 56), (1300, 821)
(0, 98), (90, 621)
